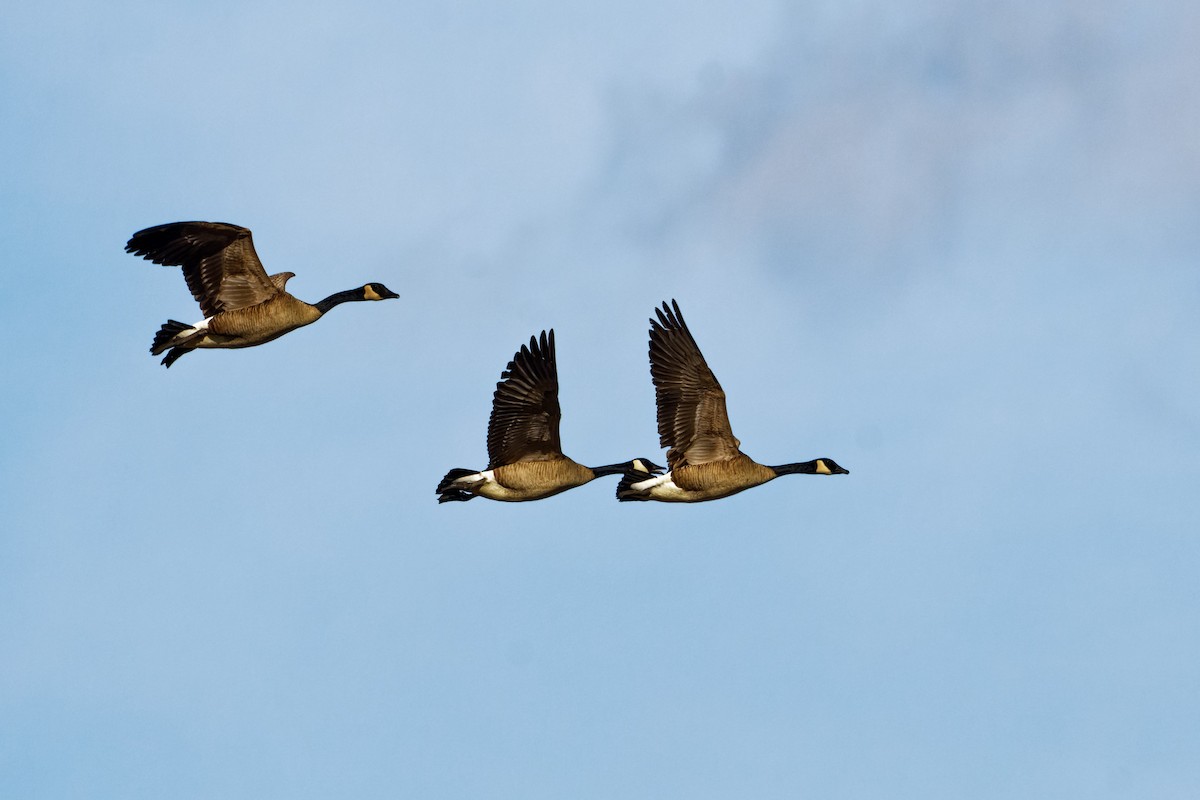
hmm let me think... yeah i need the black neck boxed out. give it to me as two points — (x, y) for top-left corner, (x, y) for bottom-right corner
(770, 460), (823, 476)
(591, 463), (632, 477)
(314, 288), (364, 314)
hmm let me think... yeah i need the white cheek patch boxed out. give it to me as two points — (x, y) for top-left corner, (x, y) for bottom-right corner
(816, 460), (832, 475)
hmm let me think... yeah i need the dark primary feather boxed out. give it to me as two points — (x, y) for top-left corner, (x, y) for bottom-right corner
(124, 221), (279, 317)
(486, 330), (563, 469)
(649, 300), (742, 469)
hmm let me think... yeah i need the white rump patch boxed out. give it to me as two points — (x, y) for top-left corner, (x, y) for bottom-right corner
(632, 472), (670, 492)
(452, 470), (491, 489)
(636, 472), (691, 500)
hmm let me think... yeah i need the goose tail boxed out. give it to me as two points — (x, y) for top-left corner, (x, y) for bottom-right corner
(160, 346), (194, 368)
(150, 320), (195, 355)
(150, 320), (203, 368)
(437, 468), (480, 503)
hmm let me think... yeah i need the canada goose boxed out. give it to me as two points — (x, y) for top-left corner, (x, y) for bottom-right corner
(617, 300), (848, 502)
(125, 221), (398, 367)
(437, 329), (663, 503)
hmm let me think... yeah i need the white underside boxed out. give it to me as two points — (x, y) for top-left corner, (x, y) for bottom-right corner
(449, 469), (493, 490)
(628, 471), (689, 501)
(448, 469), (535, 501)
(169, 318), (211, 348)
(451, 470), (497, 492)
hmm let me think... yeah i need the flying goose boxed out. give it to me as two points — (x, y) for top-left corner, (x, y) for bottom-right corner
(125, 221), (398, 367)
(437, 329), (663, 503)
(617, 300), (848, 502)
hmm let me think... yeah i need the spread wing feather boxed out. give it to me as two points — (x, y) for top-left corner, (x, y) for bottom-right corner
(125, 221), (280, 317)
(648, 300), (742, 469)
(486, 330), (564, 469)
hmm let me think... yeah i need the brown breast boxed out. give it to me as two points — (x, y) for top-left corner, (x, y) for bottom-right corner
(208, 295), (320, 342)
(672, 455), (775, 494)
(493, 457), (595, 493)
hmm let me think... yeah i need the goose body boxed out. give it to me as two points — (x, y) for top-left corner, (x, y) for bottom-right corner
(437, 330), (662, 503)
(617, 300), (847, 503)
(125, 221), (398, 367)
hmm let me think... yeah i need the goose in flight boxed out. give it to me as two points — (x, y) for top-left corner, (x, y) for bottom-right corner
(617, 300), (847, 502)
(438, 329), (662, 503)
(125, 221), (398, 367)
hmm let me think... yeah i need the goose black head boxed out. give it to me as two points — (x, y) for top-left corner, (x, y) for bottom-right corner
(362, 283), (400, 301)
(814, 458), (849, 475)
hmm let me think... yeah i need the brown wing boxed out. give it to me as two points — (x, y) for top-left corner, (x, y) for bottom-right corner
(125, 221), (281, 317)
(268, 272), (296, 291)
(486, 330), (564, 469)
(648, 299), (742, 470)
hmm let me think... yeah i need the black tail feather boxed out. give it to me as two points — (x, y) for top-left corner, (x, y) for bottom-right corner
(160, 346), (194, 368)
(437, 468), (477, 495)
(437, 468), (482, 502)
(151, 319), (193, 355)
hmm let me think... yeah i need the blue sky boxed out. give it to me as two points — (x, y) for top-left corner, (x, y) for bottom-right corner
(2, 1), (1198, 797)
